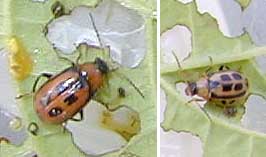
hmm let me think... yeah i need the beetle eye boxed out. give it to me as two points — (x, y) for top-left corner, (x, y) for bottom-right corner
(189, 82), (197, 95)
(48, 107), (63, 117)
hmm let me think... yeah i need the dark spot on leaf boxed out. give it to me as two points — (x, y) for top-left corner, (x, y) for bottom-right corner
(118, 87), (126, 97)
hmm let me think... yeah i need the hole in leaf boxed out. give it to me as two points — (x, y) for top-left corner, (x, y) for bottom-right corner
(161, 25), (192, 64)
(195, 0), (244, 37)
(242, 95), (266, 134)
(255, 55), (266, 74)
(0, 49), (21, 116)
(46, 0), (146, 68)
(66, 100), (141, 156)
(161, 130), (203, 157)
(0, 109), (27, 146)
(243, 0), (266, 46)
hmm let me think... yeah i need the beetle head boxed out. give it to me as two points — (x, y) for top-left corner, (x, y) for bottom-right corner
(185, 82), (197, 96)
(94, 57), (109, 74)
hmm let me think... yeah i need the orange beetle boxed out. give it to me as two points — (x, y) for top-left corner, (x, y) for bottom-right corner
(33, 58), (108, 124)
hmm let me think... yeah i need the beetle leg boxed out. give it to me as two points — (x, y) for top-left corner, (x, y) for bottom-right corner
(205, 56), (214, 74)
(223, 107), (237, 117)
(32, 73), (53, 92)
(79, 109), (83, 120)
(62, 122), (68, 133)
(70, 110), (84, 121)
(16, 73), (53, 99)
(219, 65), (230, 71)
(187, 98), (206, 103)
(27, 122), (39, 136)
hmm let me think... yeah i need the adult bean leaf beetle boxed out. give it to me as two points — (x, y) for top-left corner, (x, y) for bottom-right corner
(17, 10), (144, 136)
(33, 57), (108, 124)
(185, 65), (249, 116)
(172, 52), (249, 117)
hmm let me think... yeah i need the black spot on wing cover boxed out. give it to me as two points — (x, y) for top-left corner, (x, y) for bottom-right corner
(234, 83), (243, 91)
(220, 74), (231, 81)
(232, 73), (242, 80)
(222, 83), (233, 92)
(209, 81), (220, 89)
(64, 94), (78, 105)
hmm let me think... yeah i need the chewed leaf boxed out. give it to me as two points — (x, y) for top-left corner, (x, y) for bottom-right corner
(242, 95), (266, 133)
(243, 0), (266, 46)
(195, 0), (244, 37)
(0, 109), (27, 146)
(160, 25), (192, 64)
(0, 0), (156, 157)
(161, 0), (266, 156)
(66, 101), (140, 156)
(46, 0), (147, 68)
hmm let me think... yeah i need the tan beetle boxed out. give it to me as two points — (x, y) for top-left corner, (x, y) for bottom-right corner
(185, 65), (249, 116)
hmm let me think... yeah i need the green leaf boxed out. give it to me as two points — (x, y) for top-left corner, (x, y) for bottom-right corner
(161, 0), (266, 156)
(0, 0), (156, 157)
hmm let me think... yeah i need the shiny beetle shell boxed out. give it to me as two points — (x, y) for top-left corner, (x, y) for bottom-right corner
(34, 58), (108, 124)
(185, 70), (249, 107)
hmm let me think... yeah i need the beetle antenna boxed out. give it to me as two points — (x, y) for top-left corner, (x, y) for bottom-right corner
(112, 71), (144, 99)
(171, 51), (190, 84)
(171, 51), (182, 70)
(89, 12), (143, 98)
(89, 13), (104, 51)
